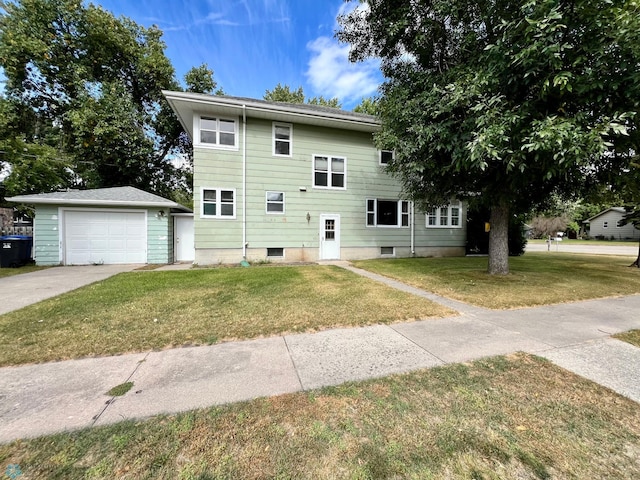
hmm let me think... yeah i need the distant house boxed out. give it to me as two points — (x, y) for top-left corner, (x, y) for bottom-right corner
(0, 207), (33, 236)
(583, 207), (640, 240)
(163, 91), (467, 264)
(6, 187), (192, 265)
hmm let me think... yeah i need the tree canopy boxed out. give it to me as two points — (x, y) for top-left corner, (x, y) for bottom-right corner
(338, 0), (640, 274)
(0, 0), (219, 201)
(264, 83), (342, 109)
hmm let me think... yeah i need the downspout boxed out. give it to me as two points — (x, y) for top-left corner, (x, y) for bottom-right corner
(410, 201), (415, 255)
(242, 104), (247, 259)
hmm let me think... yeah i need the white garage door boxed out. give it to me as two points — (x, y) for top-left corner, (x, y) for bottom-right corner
(64, 210), (147, 265)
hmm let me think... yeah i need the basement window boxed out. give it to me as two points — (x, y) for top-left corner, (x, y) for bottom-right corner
(267, 248), (284, 258)
(380, 246), (395, 256)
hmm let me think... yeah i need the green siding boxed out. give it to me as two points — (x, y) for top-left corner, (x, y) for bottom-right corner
(33, 206), (61, 266)
(147, 208), (172, 264)
(193, 117), (466, 255)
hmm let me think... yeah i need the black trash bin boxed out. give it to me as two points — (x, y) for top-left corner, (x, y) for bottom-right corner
(0, 235), (33, 268)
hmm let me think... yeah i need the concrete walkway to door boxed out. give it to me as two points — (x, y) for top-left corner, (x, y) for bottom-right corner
(0, 264), (140, 315)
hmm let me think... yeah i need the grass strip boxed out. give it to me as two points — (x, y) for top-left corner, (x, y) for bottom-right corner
(353, 252), (640, 309)
(1, 354), (639, 479)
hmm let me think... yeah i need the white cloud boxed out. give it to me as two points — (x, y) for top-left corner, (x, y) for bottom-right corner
(305, 36), (380, 104)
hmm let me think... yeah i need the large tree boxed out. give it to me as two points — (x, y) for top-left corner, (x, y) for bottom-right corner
(264, 83), (342, 109)
(0, 0), (218, 200)
(338, 0), (640, 274)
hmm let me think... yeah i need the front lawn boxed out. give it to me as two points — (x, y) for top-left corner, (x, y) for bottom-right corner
(353, 252), (640, 309)
(2, 354), (639, 479)
(0, 266), (452, 366)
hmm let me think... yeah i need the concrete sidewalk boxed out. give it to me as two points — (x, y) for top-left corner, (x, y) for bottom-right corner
(1, 267), (639, 443)
(0, 264), (140, 315)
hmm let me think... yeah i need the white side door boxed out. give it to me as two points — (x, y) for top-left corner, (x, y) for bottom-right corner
(174, 215), (195, 262)
(319, 214), (341, 260)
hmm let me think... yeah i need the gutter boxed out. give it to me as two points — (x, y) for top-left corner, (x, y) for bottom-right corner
(410, 201), (415, 255)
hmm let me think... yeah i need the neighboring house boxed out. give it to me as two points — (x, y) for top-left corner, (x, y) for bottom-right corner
(163, 91), (466, 264)
(0, 207), (33, 236)
(6, 186), (192, 265)
(583, 207), (640, 240)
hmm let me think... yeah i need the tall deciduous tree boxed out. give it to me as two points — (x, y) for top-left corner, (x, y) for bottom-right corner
(338, 0), (640, 274)
(0, 0), (218, 200)
(264, 83), (342, 109)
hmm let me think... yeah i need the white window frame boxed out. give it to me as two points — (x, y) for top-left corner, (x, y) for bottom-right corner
(273, 122), (292, 157)
(194, 115), (238, 150)
(312, 155), (347, 190)
(200, 187), (236, 219)
(603, 221), (609, 229)
(426, 203), (463, 228)
(266, 247), (285, 258)
(379, 150), (394, 166)
(366, 198), (410, 228)
(265, 191), (285, 214)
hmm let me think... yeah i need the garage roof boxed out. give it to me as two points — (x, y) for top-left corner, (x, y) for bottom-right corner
(7, 186), (192, 212)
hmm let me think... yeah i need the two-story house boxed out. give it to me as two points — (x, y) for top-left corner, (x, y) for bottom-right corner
(163, 91), (466, 264)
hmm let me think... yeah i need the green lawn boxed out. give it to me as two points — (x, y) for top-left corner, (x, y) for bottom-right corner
(353, 252), (640, 309)
(2, 354), (639, 479)
(0, 265), (452, 366)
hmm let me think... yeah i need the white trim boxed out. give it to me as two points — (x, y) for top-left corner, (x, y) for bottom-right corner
(265, 191), (285, 214)
(312, 154), (347, 190)
(193, 114), (239, 150)
(425, 202), (463, 228)
(200, 187), (237, 219)
(272, 122), (293, 157)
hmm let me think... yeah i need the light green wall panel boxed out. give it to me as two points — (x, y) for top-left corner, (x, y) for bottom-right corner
(193, 117), (466, 251)
(33, 206), (61, 266)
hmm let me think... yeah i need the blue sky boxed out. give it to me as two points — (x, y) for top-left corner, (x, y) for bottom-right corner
(93, 0), (382, 110)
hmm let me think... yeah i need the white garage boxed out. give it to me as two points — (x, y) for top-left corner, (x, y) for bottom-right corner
(7, 186), (192, 266)
(63, 210), (147, 265)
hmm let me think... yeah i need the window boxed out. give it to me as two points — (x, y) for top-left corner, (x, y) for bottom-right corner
(198, 116), (237, 148)
(379, 150), (394, 165)
(617, 219), (625, 228)
(426, 203), (463, 228)
(603, 221), (609, 229)
(366, 199), (410, 227)
(266, 191), (285, 214)
(273, 123), (292, 156)
(201, 188), (236, 218)
(267, 248), (284, 258)
(381, 246), (395, 256)
(313, 155), (346, 189)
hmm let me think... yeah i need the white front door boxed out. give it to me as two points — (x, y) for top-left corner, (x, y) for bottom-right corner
(174, 215), (194, 262)
(319, 214), (341, 260)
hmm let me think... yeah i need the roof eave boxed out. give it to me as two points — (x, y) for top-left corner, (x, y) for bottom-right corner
(6, 197), (191, 212)
(162, 90), (380, 138)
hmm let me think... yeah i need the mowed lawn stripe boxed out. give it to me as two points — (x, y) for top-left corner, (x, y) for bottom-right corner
(0, 266), (453, 366)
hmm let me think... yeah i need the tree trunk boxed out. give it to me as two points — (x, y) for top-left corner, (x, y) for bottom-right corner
(631, 238), (640, 268)
(488, 201), (510, 275)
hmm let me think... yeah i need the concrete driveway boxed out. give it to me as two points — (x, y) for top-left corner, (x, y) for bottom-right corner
(0, 264), (140, 315)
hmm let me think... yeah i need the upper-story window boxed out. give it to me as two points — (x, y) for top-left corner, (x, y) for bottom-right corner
(313, 155), (346, 189)
(603, 221), (609, 229)
(197, 116), (237, 149)
(379, 150), (394, 166)
(426, 203), (462, 228)
(273, 123), (292, 156)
